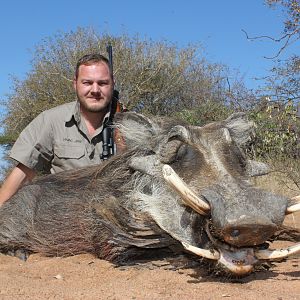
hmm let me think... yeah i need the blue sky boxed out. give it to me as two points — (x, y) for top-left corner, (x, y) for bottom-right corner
(0, 0), (298, 109)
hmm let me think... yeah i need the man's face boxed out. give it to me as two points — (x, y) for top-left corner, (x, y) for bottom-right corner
(73, 62), (113, 114)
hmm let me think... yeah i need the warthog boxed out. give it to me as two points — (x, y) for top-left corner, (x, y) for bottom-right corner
(0, 112), (299, 276)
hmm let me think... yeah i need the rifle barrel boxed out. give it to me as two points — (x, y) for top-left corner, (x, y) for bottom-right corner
(106, 44), (113, 75)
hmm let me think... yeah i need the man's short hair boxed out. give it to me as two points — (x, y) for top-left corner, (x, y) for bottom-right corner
(75, 54), (111, 79)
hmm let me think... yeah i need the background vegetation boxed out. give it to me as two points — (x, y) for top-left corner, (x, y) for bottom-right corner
(1, 28), (254, 138)
(0, 0), (299, 189)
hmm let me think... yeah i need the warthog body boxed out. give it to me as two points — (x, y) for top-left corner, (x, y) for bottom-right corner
(0, 112), (299, 276)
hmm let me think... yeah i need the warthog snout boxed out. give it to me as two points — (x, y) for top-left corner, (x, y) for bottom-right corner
(201, 183), (288, 248)
(222, 218), (277, 247)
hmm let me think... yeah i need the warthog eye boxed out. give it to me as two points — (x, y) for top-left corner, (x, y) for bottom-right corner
(222, 143), (247, 176)
(176, 144), (188, 160)
(172, 144), (206, 173)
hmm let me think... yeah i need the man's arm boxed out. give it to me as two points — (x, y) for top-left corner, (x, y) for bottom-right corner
(0, 163), (36, 207)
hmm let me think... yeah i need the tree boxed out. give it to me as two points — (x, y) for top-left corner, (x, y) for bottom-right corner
(265, 0), (300, 56)
(262, 0), (300, 57)
(1, 27), (252, 141)
(242, 1), (300, 58)
(244, 1), (300, 188)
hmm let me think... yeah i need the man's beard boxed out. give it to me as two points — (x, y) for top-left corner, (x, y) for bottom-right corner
(78, 96), (112, 114)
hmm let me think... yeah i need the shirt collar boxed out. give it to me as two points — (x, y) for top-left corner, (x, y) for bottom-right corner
(64, 101), (111, 131)
(64, 101), (81, 124)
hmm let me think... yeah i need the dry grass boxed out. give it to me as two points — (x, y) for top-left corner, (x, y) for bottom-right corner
(252, 158), (300, 198)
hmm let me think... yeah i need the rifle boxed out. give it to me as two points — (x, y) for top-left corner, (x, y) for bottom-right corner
(101, 45), (120, 160)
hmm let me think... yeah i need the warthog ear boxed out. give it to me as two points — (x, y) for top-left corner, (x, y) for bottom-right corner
(114, 112), (154, 129)
(223, 112), (254, 146)
(159, 125), (190, 163)
(246, 160), (270, 177)
(114, 112), (158, 149)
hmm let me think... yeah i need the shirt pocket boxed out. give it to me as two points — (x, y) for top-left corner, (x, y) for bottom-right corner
(54, 144), (85, 159)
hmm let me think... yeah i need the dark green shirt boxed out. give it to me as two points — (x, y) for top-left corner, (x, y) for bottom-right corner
(10, 101), (109, 173)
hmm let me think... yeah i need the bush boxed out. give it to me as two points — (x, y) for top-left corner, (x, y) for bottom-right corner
(249, 101), (300, 159)
(1, 27), (252, 140)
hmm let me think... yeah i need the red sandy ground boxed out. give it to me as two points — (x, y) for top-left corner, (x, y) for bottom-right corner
(0, 179), (299, 300)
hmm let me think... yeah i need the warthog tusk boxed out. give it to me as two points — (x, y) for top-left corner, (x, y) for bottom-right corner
(162, 164), (210, 215)
(255, 243), (300, 260)
(181, 241), (220, 260)
(286, 195), (300, 214)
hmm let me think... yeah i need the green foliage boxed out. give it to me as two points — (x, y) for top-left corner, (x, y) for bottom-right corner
(251, 2), (300, 190)
(0, 135), (16, 145)
(249, 100), (300, 159)
(176, 101), (234, 126)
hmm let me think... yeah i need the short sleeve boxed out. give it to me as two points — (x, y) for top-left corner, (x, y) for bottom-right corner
(10, 112), (54, 172)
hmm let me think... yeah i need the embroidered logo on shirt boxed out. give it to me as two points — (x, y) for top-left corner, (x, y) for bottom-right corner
(63, 138), (82, 143)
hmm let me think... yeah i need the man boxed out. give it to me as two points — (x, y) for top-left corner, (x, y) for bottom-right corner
(0, 53), (115, 206)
